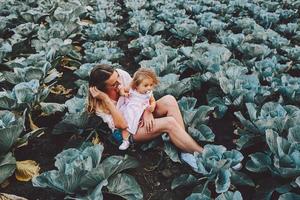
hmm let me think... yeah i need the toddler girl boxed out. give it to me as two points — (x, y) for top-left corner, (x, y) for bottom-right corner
(117, 67), (159, 150)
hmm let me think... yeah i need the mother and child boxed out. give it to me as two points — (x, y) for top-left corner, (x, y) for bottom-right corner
(88, 64), (203, 169)
(88, 64), (251, 170)
(88, 64), (243, 170)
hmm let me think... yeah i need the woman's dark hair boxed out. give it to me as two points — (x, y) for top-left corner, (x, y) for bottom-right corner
(89, 64), (114, 91)
(88, 64), (114, 113)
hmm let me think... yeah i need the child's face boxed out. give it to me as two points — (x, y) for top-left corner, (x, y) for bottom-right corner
(136, 78), (154, 94)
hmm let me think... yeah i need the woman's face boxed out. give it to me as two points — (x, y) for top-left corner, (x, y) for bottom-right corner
(104, 71), (120, 92)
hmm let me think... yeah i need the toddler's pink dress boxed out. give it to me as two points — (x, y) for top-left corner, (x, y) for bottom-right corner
(117, 89), (152, 134)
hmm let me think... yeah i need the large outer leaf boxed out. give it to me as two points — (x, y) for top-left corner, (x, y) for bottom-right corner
(0, 117), (24, 153)
(230, 170), (255, 187)
(12, 79), (39, 104)
(65, 97), (86, 113)
(0, 152), (16, 184)
(52, 111), (89, 135)
(296, 176), (300, 187)
(2, 71), (24, 85)
(66, 180), (108, 200)
(40, 102), (66, 116)
(223, 150), (244, 167)
(215, 191), (243, 200)
(178, 96), (197, 125)
(234, 111), (260, 134)
(188, 124), (215, 142)
(162, 134), (181, 163)
(139, 54), (168, 76)
(100, 155), (139, 178)
(278, 193), (300, 200)
(202, 145), (226, 161)
(80, 155), (139, 189)
(24, 68), (45, 82)
(0, 193), (28, 200)
(190, 183), (212, 197)
(186, 193), (211, 200)
(106, 173), (143, 200)
(245, 103), (258, 122)
(287, 126), (300, 143)
(246, 152), (271, 173)
(74, 63), (96, 79)
(32, 166), (83, 194)
(164, 78), (193, 99)
(266, 129), (279, 155)
(215, 169), (231, 193)
(191, 106), (215, 127)
(32, 144), (103, 194)
(171, 174), (197, 190)
(0, 93), (16, 110)
(15, 160), (40, 181)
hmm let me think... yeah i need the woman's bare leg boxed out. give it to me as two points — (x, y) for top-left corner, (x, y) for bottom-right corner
(154, 95), (185, 129)
(133, 117), (203, 153)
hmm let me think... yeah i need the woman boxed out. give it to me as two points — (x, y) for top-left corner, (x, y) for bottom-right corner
(88, 64), (203, 169)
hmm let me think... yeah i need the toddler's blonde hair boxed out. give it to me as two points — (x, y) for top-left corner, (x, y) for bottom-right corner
(131, 67), (159, 89)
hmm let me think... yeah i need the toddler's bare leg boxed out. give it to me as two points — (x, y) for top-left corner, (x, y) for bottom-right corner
(121, 129), (130, 140)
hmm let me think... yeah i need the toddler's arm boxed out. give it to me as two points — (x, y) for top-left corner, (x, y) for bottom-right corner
(119, 86), (130, 97)
(148, 95), (156, 112)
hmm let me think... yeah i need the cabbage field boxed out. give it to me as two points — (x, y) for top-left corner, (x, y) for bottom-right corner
(1, 0), (300, 199)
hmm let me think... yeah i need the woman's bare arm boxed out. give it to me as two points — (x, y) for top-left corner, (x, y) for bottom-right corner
(103, 98), (128, 129)
(90, 87), (128, 129)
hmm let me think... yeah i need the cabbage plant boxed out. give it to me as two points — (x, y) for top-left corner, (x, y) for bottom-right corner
(52, 87), (89, 135)
(215, 65), (271, 107)
(32, 143), (143, 200)
(234, 102), (300, 149)
(2, 55), (60, 85)
(74, 62), (122, 80)
(170, 18), (202, 42)
(91, 0), (122, 22)
(178, 42), (232, 72)
(272, 74), (300, 103)
(178, 96), (215, 143)
(128, 35), (163, 59)
(246, 128), (300, 199)
(0, 40), (12, 63)
(172, 144), (252, 197)
(0, 79), (51, 111)
(32, 38), (81, 62)
(83, 41), (124, 63)
(195, 12), (227, 33)
(126, 9), (164, 36)
(0, 110), (42, 184)
(0, 111), (24, 154)
(153, 73), (193, 99)
(84, 23), (120, 40)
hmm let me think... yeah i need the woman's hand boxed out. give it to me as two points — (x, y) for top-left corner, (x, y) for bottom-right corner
(140, 109), (155, 133)
(89, 86), (110, 102)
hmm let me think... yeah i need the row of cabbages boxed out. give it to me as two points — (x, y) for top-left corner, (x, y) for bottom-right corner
(120, 0), (300, 199)
(32, 1), (145, 198)
(0, 0), (88, 189)
(0, 0), (143, 199)
(1, 0), (300, 199)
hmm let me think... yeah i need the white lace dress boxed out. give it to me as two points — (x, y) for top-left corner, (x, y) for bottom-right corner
(117, 89), (152, 134)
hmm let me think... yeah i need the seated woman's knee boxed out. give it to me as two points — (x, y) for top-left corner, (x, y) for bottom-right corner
(163, 95), (178, 107)
(164, 116), (178, 130)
